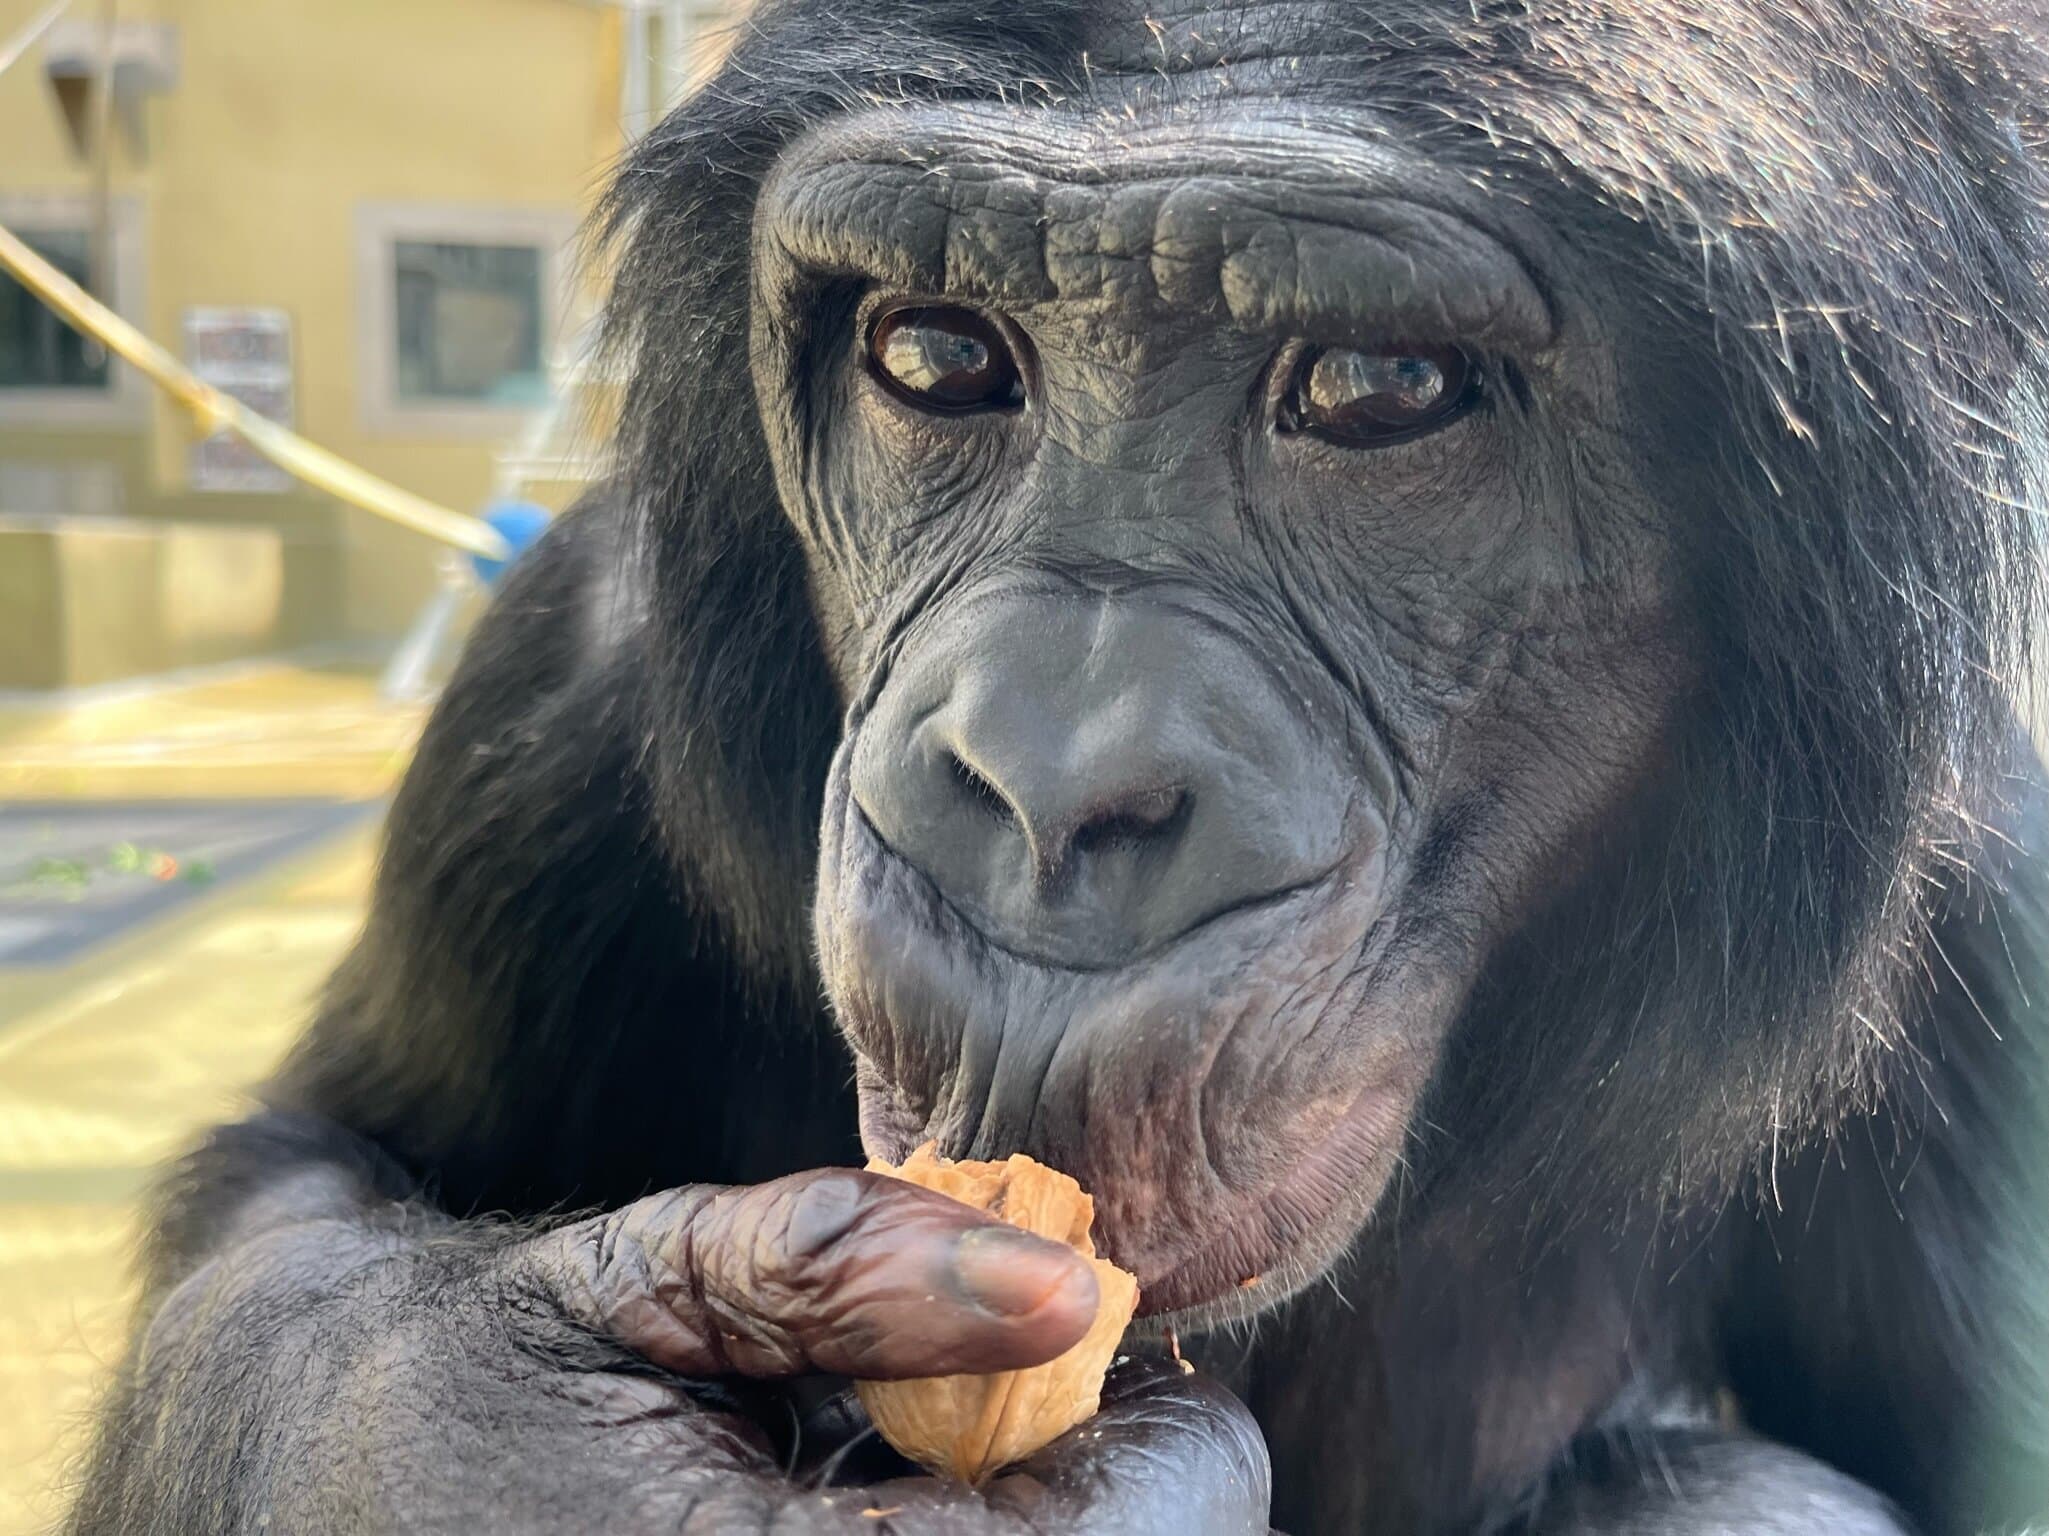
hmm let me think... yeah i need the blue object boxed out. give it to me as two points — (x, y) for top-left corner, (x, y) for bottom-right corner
(470, 500), (553, 586)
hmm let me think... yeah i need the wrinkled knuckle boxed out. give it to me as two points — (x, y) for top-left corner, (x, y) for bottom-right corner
(778, 1170), (876, 1263)
(536, 1208), (662, 1335)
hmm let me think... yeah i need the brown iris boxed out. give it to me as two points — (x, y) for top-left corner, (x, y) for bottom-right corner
(1283, 343), (1477, 445)
(867, 304), (1024, 413)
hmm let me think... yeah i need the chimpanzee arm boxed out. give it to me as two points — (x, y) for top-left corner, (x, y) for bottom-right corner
(65, 508), (1272, 1536)
(70, 1108), (1270, 1534)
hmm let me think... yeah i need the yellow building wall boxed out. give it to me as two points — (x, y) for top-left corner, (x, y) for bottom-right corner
(0, 0), (623, 646)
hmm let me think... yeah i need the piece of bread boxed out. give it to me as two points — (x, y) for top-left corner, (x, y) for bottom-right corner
(854, 1142), (1141, 1483)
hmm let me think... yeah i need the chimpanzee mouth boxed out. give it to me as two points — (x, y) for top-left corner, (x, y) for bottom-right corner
(817, 771), (1435, 1324)
(1127, 1070), (1423, 1323)
(849, 1009), (1427, 1324)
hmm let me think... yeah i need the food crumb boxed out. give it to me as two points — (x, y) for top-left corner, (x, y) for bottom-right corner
(862, 1508), (904, 1519)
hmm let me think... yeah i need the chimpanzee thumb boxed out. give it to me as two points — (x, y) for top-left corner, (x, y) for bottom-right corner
(513, 1167), (1101, 1381)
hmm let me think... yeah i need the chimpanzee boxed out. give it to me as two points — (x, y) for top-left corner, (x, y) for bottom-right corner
(68, 1), (2049, 1532)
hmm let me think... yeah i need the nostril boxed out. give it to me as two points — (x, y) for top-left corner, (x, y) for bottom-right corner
(1070, 785), (1188, 857)
(936, 743), (1188, 880)
(945, 751), (1017, 828)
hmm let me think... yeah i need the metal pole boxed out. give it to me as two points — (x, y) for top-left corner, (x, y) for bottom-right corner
(660, 0), (688, 107)
(0, 220), (510, 561)
(90, 0), (115, 305)
(622, 0), (650, 138)
(0, 0), (73, 84)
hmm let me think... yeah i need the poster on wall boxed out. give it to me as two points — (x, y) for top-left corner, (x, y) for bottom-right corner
(184, 307), (295, 493)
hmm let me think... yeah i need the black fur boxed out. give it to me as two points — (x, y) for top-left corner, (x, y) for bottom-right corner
(68, 2), (2049, 1533)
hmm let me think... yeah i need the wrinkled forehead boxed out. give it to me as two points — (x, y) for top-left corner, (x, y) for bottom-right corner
(1065, 0), (1414, 93)
(753, 96), (1558, 355)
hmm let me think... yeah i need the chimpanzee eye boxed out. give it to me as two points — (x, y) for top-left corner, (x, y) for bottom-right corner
(866, 304), (1024, 413)
(1281, 343), (1478, 445)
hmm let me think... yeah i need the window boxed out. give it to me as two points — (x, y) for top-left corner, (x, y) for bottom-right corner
(357, 205), (575, 434)
(1, 230), (109, 392)
(0, 194), (145, 428)
(394, 242), (547, 406)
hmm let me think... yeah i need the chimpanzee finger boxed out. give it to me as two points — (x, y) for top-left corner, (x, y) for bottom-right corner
(515, 1168), (1100, 1381)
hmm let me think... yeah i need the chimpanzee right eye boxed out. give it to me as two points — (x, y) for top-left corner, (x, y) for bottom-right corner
(866, 304), (1025, 414)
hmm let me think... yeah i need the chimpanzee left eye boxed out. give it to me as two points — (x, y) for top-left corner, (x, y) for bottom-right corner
(1281, 343), (1479, 445)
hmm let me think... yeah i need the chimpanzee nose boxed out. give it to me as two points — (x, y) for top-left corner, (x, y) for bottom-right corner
(849, 589), (1348, 967)
(936, 723), (1190, 891)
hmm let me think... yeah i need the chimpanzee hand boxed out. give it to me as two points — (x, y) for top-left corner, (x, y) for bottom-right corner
(129, 1167), (1269, 1534)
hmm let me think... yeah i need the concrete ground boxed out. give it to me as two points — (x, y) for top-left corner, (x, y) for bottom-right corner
(0, 663), (420, 1534)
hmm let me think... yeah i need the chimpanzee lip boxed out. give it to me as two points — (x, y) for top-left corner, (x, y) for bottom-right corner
(851, 1055), (1409, 1324)
(1125, 1076), (1414, 1324)
(827, 785), (1420, 1324)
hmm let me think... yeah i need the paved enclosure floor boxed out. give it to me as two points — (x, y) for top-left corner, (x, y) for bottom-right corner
(0, 800), (378, 967)
(0, 663), (413, 1534)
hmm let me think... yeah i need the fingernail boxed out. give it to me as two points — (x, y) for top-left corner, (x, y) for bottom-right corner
(952, 1226), (1094, 1318)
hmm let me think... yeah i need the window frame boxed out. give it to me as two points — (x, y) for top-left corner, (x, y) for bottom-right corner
(0, 192), (148, 431)
(354, 202), (577, 437)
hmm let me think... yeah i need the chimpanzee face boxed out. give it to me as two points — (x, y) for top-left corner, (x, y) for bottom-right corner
(749, 88), (1690, 1319)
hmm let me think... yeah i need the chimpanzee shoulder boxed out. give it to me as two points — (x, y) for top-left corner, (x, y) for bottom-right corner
(272, 497), (857, 1215)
